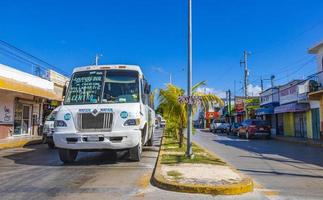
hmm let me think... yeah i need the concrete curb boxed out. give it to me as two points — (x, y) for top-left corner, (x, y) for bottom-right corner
(151, 134), (254, 195)
(0, 137), (42, 150)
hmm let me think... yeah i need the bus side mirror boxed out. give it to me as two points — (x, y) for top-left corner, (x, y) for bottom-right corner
(144, 84), (150, 94)
(62, 85), (67, 97)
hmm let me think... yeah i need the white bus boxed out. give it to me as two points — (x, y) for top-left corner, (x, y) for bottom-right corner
(53, 65), (155, 163)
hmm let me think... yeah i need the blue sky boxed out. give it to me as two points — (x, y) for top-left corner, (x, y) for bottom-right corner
(0, 0), (323, 97)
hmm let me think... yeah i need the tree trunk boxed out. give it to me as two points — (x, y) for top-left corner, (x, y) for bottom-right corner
(178, 128), (183, 148)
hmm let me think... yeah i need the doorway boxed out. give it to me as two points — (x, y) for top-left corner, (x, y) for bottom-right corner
(294, 112), (307, 138)
(13, 103), (32, 135)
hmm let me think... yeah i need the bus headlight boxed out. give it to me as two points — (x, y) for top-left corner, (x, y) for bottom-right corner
(54, 120), (67, 127)
(124, 118), (140, 126)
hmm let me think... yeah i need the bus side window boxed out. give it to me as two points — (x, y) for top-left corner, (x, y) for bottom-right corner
(141, 79), (146, 105)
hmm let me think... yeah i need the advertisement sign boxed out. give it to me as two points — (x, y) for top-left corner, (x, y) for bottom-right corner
(205, 112), (219, 120)
(280, 85), (298, 105)
(245, 98), (260, 110)
(235, 98), (244, 113)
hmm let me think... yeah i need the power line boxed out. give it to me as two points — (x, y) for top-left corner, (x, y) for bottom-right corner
(274, 56), (316, 82)
(0, 39), (69, 76)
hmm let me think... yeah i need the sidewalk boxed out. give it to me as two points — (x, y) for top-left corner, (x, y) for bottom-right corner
(273, 135), (323, 148)
(152, 134), (253, 195)
(0, 136), (42, 150)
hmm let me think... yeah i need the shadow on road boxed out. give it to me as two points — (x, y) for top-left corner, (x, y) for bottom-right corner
(212, 133), (323, 169)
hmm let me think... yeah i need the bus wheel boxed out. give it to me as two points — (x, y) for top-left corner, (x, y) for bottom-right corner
(129, 140), (142, 161)
(147, 135), (153, 146)
(58, 148), (78, 164)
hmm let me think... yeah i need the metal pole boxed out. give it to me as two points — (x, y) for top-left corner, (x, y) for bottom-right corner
(186, 0), (193, 158)
(243, 50), (248, 97)
(270, 75), (275, 87)
(228, 89), (231, 124)
(261, 76), (264, 92)
(95, 54), (99, 66)
(169, 73), (172, 84)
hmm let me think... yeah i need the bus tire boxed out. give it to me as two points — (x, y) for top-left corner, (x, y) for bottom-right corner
(129, 140), (142, 161)
(58, 148), (78, 163)
(147, 135), (153, 146)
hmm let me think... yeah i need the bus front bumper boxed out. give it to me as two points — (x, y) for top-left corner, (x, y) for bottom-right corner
(53, 130), (141, 150)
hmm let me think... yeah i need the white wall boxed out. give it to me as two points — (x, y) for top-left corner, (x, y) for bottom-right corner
(0, 64), (54, 90)
(0, 93), (15, 124)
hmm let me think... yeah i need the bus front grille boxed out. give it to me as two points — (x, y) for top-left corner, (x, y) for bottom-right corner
(77, 113), (113, 131)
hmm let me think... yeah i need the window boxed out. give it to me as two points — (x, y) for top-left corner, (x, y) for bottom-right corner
(102, 70), (139, 103)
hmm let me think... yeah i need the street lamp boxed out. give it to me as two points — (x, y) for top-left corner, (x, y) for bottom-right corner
(186, 0), (193, 158)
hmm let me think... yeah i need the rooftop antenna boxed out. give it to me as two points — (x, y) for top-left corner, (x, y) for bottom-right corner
(95, 54), (103, 66)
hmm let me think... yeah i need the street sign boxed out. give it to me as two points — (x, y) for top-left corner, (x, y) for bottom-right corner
(178, 95), (202, 105)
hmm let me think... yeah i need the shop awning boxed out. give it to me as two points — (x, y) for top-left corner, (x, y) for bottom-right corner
(0, 75), (62, 101)
(274, 103), (309, 114)
(256, 107), (274, 115)
(308, 90), (323, 101)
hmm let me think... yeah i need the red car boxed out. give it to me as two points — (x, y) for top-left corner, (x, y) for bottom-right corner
(237, 119), (271, 139)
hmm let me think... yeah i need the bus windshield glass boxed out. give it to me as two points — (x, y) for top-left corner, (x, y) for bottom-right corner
(64, 70), (104, 105)
(102, 70), (139, 103)
(64, 69), (139, 105)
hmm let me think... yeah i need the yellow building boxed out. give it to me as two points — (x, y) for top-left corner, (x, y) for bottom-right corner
(0, 64), (64, 139)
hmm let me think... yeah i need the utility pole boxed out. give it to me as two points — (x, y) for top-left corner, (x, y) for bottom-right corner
(186, 0), (193, 159)
(240, 50), (249, 97)
(240, 50), (249, 120)
(228, 89), (232, 124)
(169, 73), (172, 84)
(260, 76), (264, 92)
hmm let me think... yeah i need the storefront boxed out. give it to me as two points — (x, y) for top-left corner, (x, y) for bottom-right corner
(274, 101), (310, 137)
(0, 64), (62, 139)
(256, 87), (280, 134)
(308, 41), (323, 140)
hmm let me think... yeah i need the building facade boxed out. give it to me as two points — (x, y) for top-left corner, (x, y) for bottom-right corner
(0, 64), (65, 139)
(256, 87), (280, 134)
(308, 41), (323, 140)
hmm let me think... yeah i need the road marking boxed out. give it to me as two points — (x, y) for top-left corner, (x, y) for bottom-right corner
(254, 181), (280, 198)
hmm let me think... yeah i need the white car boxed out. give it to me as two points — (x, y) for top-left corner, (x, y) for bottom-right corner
(42, 109), (59, 148)
(53, 65), (155, 163)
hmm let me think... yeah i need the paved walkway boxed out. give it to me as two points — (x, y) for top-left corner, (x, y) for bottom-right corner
(193, 129), (323, 200)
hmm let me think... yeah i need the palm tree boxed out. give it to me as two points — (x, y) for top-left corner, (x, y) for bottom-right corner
(158, 81), (223, 147)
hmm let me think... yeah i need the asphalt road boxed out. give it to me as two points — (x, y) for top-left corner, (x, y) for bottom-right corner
(193, 129), (323, 200)
(3, 128), (319, 200)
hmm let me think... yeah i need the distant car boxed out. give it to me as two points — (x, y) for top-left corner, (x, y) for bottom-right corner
(42, 110), (57, 148)
(209, 120), (221, 132)
(237, 119), (271, 139)
(214, 123), (230, 133)
(226, 122), (242, 135)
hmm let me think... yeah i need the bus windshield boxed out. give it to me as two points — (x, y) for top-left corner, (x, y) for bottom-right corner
(64, 70), (139, 105)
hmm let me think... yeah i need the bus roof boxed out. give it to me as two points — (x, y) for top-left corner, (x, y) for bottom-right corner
(73, 64), (143, 75)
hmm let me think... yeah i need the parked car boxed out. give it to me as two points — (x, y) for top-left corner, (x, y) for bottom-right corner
(226, 122), (242, 135)
(42, 110), (57, 148)
(237, 119), (271, 139)
(209, 120), (221, 132)
(211, 121), (230, 133)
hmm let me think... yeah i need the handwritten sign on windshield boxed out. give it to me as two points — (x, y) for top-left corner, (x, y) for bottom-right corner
(67, 71), (103, 104)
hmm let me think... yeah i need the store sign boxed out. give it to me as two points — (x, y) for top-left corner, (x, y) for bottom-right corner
(205, 112), (219, 119)
(235, 98), (244, 112)
(245, 98), (260, 110)
(178, 95), (202, 105)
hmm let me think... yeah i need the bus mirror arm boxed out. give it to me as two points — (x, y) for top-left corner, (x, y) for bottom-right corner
(62, 85), (67, 97)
